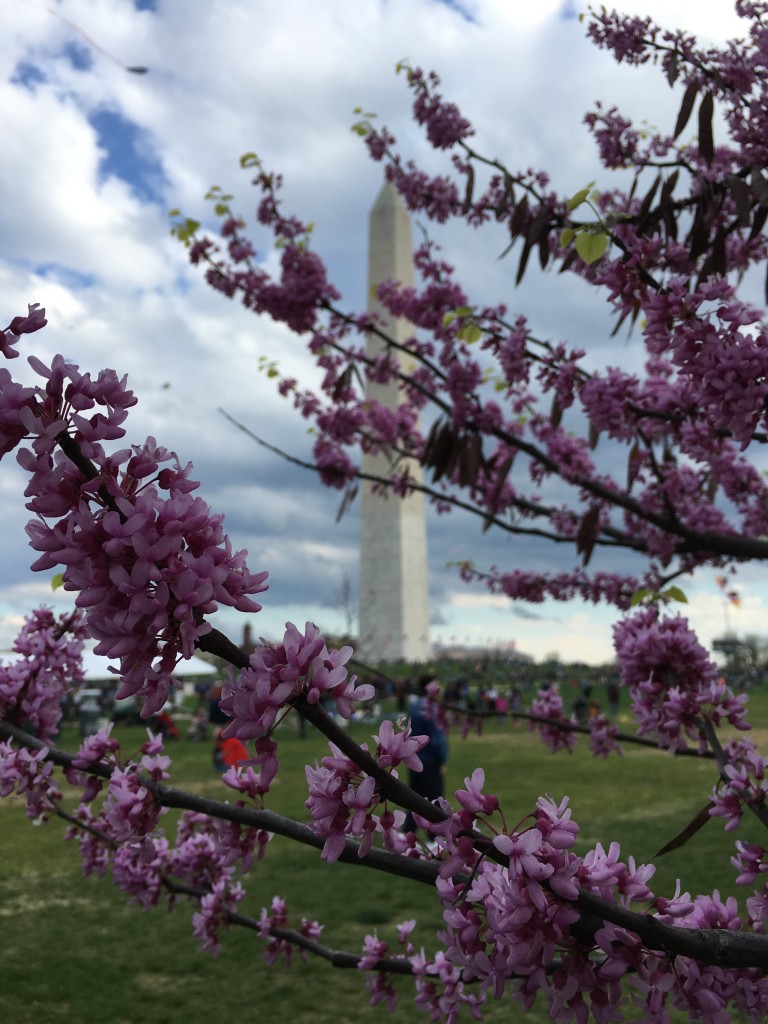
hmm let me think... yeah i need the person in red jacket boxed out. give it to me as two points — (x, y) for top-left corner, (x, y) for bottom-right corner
(212, 726), (248, 772)
(154, 710), (179, 740)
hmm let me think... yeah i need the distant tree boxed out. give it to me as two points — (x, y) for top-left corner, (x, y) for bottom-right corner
(714, 633), (768, 683)
(4, 4), (768, 1021)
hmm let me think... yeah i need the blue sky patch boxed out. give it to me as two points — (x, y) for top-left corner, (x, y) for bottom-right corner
(433, 0), (477, 24)
(11, 38), (93, 93)
(89, 108), (166, 205)
(21, 261), (98, 291)
(63, 40), (93, 72)
(133, 0), (159, 10)
(11, 61), (47, 91)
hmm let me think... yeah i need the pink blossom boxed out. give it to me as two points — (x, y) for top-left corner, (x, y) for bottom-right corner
(73, 723), (119, 768)
(2, 303), (47, 358)
(455, 767), (500, 816)
(7, 303), (47, 337)
(492, 828), (553, 882)
(375, 717), (428, 771)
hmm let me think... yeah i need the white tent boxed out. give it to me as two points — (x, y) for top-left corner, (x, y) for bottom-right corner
(80, 646), (218, 683)
(0, 643), (219, 688)
(1, 642), (220, 725)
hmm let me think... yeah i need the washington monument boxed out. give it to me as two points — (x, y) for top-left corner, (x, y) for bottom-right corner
(357, 183), (430, 663)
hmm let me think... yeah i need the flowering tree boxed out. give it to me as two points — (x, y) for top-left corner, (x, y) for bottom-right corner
(4, 3), (768, 1021)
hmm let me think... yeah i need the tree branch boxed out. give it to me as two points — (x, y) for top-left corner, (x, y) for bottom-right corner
(0, 720), (441, 887)
(4, 715), (768, 971)
(163, 879), (417, 974)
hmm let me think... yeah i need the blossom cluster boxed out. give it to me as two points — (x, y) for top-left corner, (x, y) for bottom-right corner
(221, 622), (373, 738)
(63, 726), (272, 953)
(218, 621), (375, 790)
(734, 828), (768, 934)
(405, 66), (475, 151)
(0, 606), (87, 742)
(258, 896), (323, 967)
(588, 714), (623, 759)
(304, 716), (430, 862)
(420, 787), (768, 1023)
(613, 607), (749, 752)
(528, 684), (578, 754)
(711, 738), (768, 833)
(0, 738), (61, 822)
(0, 313), (268, 716)
(359, 919), (416, 1011)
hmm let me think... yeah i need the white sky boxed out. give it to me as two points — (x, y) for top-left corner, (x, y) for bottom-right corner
(0, 0), (761, 665)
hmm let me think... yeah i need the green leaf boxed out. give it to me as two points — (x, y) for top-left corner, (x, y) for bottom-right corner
(51, 573), (65, 591)
(458, 324), (482, 344)
(213, 201), (229, 216)
(171, 217), (201, 244)
(559, 227), (575, 248)
(168, 208), (180, 217)
(443, 306), (472, 328)
(575, 231), (609, 264)
(663, 586), (688, 604)
(566, 186), (591, 211)
(446, 558), (474, 571)
(240, 152), (260, 168)
(351, 123), (369, 137)
(630, 588), (655, 607)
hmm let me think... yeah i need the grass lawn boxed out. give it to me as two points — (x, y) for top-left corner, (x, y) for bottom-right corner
(2, 693), (767, 1024)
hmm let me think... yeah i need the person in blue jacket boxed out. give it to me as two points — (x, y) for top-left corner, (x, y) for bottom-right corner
(403, 674), (448, 835)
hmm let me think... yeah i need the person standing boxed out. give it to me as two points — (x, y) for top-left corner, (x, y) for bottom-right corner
(606, 678), (620, 718)
(403, 675), (448, 836)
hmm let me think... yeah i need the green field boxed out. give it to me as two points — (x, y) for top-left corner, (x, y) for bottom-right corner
(2, 697), (767, 1024)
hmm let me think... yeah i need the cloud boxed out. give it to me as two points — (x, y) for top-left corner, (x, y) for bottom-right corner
(449, 593), (511, 611)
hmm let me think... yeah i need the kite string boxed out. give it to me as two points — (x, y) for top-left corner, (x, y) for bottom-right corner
(18, 0), (147, 72)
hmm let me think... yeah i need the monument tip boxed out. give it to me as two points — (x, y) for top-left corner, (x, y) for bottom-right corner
(371, 179), (407, 215)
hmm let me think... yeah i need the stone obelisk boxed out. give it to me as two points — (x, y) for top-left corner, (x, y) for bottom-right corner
(357, 183), (430, 664)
